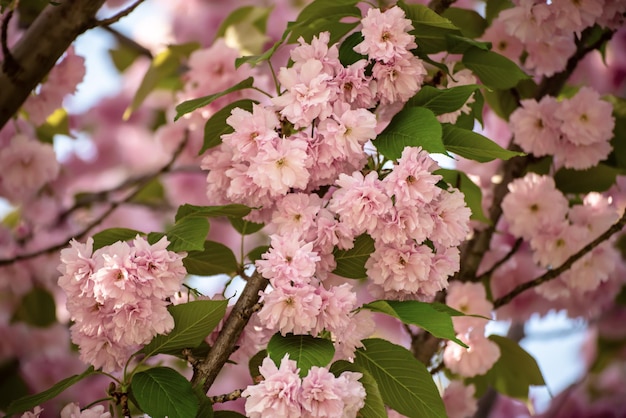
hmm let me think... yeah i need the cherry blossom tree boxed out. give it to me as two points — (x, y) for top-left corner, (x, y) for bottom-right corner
(1, 0), (625, 417)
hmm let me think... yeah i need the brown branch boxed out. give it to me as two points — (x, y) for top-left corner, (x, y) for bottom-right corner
(209, 388), (244, 404)
(493, 210), (626, 309)
(191, 271), (269, 393)
(476, 238), (523, 283)
(0, 0), (107, 130)
(0, 134), (188, 267)
(90, 0), (146, 28)
(1, 9), (17, 75)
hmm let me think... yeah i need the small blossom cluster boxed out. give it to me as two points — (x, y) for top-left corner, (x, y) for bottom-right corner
(502, 173), (622, 299)
(510, 87), (615, 169)
(57, 236), (187, 372)
(489, 0), (625, 77)
(242, 355), (365, 418)
(21, 403), (111, 418)
(202, 6), (427, 221)
(443, 381), (478, 418)
(443, 282), (501, 378)
(339, 147), (471, 301)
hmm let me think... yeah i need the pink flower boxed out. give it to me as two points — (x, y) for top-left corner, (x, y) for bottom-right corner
(372, 55), (426, 105)
(510, 96), (561, 157)
(20, 406), (44, 418)
(291, 32), (341, 76)
(443, 330), (501, 378)
(300, 367), (344, 417)
(443, 381), (477, 418)
(244, 355), (303, 418)
(0, 134), (60, 202)
(481, 18), (524, 63)
(314, 283), (357, 335)
(524, 36), (576, 77)
(555, 140), (613, 170)
(335, 371), (366, 418)
(270, 193), (322, 238)
(498, 0), (553, 43)
(222, 104), (280, 161)
(256, 235), (321, 287)
(258, 284), (323, 335)
(555, 87), (615, 147)
(333, 310), (375, 361)
(58, 238), (95, 298)
(355, 6), (416, 63)
(60, 402), (111, 418)
(383, 146), (442, 207)
(446, 282), (493, 334)
(334, 60), (377, 109)
(551, 0), (603, 35)
(501, 173), (569, 240)
(430, 188), (472, 247)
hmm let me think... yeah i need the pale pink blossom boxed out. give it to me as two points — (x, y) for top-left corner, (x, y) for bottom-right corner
(202, 144), (234, 205)
(20, 406), (44, 418)
(446, 282), (493, 334)
(555, 139), (613, 169)
(243, 355), (303, 418)
(355, 6), (416, 63)
(333, 310), (375, 361)
(300, 367), (344, 417)
(372, 55), (427, 105)
(222, 104), (280, 161)
(551, 0), (603, 35)
(443, 381), (478, 418)
(256, 235), (321, 287)
(258, 284), (323, 335)
(498, 0), (553, 43)
(58, 238), (95, 297)
(334, 59), (377, 109)
(383, 146), (442, 207)
(291, 32), (341, 75)
(501, 173), (569, 240)
(60, 402), (111, 418)
(314, 283), (357, 335)
(317, 104), (377, 160)
(0, 134), (60, 202)
(131, 235), (187, 299)
(529, 222), (588, 269)
(524, 36), (576, 77)
(555, 87), (615, 147)
(443, 330), (501, 378)
(481, 18), (524, 63)
(510, 96), (561, 157)
(270, 193), (322, 238)
(430, 188), (472, 247)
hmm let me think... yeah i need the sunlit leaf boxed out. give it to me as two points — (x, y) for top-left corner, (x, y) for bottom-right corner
(267, 334), (335, 377)
(132, 367), (199, 418)
(183, 240), (238, 276)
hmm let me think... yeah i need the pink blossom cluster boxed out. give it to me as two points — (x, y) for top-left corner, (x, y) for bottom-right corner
(202, 6), (428, 220)
(485, 0), (626, 77)
(510, 87), (615, 169)
(442, 381), (478, 418)
(443, 282), (501, 377)
(242, 355), (365, 418)
(23, 47), (86, 125)
(21, 403), (111, 418)
(57, 236), (187, 372)
(350, 147), (471, 301)
(502, 173), (622, 300)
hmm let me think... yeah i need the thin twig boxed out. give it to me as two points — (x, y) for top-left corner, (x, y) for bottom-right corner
(101, 25), (153, 59)
(209, 388), (245, 404)
(476, 238), (523, 282)
(493, 210), (626, 309)
(90, 0), (146, 28)
(0, 134), (188, 267)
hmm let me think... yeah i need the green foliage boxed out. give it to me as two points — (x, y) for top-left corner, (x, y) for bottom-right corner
(0, 360), (30, 411)
(354, 339), (446, 418)
(183, 240), (239, 276)
(373, 107), (446, 160)
(109, 43), (143, 73)
(235, 38), (284, 69)
(285, 0), (360, 44)
(330, 361), (386, 418)
(407, 85), (479, 116)
(215, 6), (272, 55)
(11, 287), (56, 327)
(398, 1), (462, 54)
(4, 367), (96, 416)
(436, 168), (489, 223)
(142, 300), (228, 357)
(35, 108), (70, 141)
(92, 227), (144, 250)
(468, 335), (545, 401)
(125, 43), (200, 120)
(267, 334), (335, 377)
(175, 77), (255, 121)
(249, 349), (268, 380)
(131, 179), (166, 206)
(246, 245), (271, 262)
(338, 31), (366, 66)
(131, 367), (199, 418)
(175, 204), (252, 222)
(463, 47), (529, 90)
(485, 0), (514, 23)
(442, 7), (487, 38)
(554, 164), (623, 194)
(229, 217), (265, 235)
(201, 99), (257, 154)
(442, 124), (524, 162)
(332, 233), (375, 279)
(154, 217), (210, 252)
(362, 300), (468, 348)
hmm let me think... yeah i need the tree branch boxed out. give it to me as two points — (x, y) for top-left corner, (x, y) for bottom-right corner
(0, 0), (107, 129)
(191, 271), (269, 393)
(209, 388), (244, 404)
(90, 0), (146, 28)
(493, 210), (626, 309)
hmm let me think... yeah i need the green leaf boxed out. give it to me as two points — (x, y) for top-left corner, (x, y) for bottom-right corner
(486, 0), (514, 23)
(332, 233), (375, 279)
(247, 245), (270, 262)
(354, 339), (446, 418)
(143, 300), (228, 357)
(92, 227), (145, 250)
(109, 43), (142, 73)
(229, 217), (264, 235)
(0, 360), (30, 411)
(407, 85), (479, 116)
(35, 108), (70, 141)
(125, 42), (199, 120)
(164, 217), (209, 252)
(330, 361), (386, 418)
(174, 77), (255, 121)
(468, 335), (545, 400)
(286, 0), (360, 44)
(373, 107), (446, 160)
(445, 34), (492, 54)
(183, 240), (238, 276)
(338, 31), (366, 66)
(483, 87), (519, 121)
(362, 300), (468, 348)
(215, 6), (272, 55)
(11, 287), (56, 327)
(442, 124), (524, 162)
(175, 204), (252, 222)
(267, 334), (335, 377)
(235, 38), (284, 69)
(4, 367), (96, 416)
(398, 1), (462, 54)
(554, 164), (622, 194)
(442, 7), (487, 38)
(436, 168), (489, 223)
(249, 349), (268, 380)
(131, 367), (199, 418)
(131, 179), (165, 206)
(201, 99), (256, 154)
(463, 47), (529, 90)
